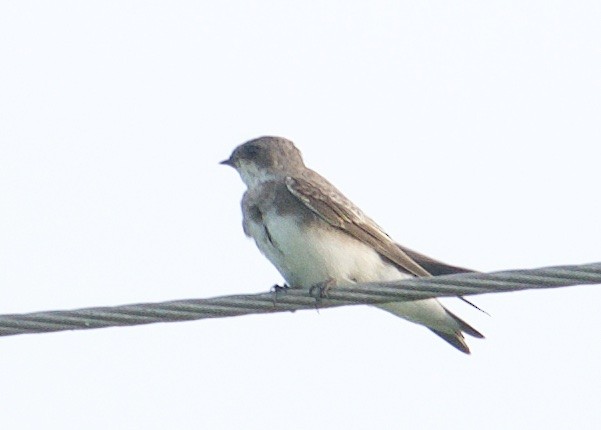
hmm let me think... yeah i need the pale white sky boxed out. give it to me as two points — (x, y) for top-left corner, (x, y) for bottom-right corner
(1, 1), (600, 429)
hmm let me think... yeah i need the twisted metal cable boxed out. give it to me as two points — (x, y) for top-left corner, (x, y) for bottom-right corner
(1, 262), (600, 337)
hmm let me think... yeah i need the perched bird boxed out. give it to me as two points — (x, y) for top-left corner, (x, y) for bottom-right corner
(221, 136), (483, 353)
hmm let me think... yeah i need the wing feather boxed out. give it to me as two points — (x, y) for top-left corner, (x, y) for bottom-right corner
(286, 175), (431, 277)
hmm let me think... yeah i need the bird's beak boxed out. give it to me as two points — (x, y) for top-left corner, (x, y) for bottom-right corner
(220, 158), (234, 167)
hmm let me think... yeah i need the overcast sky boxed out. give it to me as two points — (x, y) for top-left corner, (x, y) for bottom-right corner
(1, 1), (600, 429)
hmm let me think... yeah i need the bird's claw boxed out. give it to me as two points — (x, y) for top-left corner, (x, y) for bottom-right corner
(309, 278), (336, 301)
(270, 283), (290, 307)
(271, 283), (289, 293)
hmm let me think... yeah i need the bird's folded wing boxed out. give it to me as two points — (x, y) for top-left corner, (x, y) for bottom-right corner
(285, 175), (431, 277)
(397, 245), (473, 276)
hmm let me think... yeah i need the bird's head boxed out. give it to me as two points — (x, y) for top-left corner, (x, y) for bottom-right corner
(221, 136), (305, 188)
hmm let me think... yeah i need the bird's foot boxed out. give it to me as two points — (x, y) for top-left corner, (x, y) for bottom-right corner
(309, 278), (337, 301)
(271, 283), (290, 293)
(270, 283), (290, 307)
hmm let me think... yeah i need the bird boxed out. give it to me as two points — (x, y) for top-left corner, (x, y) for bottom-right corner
(221, 136), (484, 353)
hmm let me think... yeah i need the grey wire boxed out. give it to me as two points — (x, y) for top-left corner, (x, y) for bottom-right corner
(1, 262), (600, 337)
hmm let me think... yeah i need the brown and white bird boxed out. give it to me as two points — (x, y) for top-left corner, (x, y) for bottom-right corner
(221, 136), (484, 353)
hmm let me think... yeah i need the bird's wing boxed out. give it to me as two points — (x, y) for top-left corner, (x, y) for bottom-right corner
(285, 173), (431, 277)
(396, 244), (473, 276)
(286, 173), (487, 334)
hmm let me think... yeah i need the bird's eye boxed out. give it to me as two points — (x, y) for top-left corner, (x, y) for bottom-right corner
(245, 145), (260, 157)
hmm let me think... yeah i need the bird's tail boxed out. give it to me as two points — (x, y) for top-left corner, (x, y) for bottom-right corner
(429, 309), (484, 354)
(376, 300), (484, 354)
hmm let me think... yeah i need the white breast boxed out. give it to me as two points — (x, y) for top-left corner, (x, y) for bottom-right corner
(254, 211), (408, 288)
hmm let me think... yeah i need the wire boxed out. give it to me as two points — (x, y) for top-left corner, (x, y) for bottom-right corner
(0, 262), (599, 337)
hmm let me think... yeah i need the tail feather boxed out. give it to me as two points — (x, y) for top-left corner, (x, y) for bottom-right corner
(376, 299), (484, 354)
(429, 329), (471, 354)
(430, 309), (484, 354)
(445, 308), (485, 339)
(459, 296), (490, 316)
